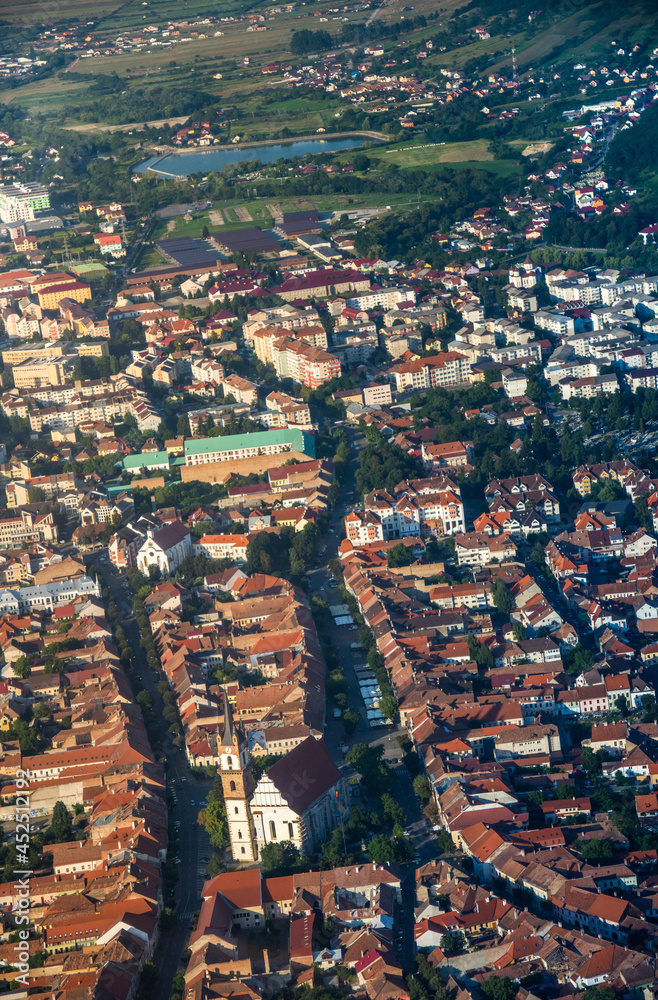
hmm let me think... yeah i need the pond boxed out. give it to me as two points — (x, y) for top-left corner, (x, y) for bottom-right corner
(134, 135), (366, 178)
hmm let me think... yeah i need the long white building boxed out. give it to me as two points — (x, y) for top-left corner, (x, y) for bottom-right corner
(0, 574), (101, 614)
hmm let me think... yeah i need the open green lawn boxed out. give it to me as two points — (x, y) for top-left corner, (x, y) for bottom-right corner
(133, 244), (169, 269)
(369, 139), (494, 167)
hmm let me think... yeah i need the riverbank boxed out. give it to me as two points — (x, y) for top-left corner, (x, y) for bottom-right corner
(142, 130), (389, 158)
(135, 130), (388, 177)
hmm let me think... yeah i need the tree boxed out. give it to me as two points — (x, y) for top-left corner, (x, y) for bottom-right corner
(259, 840), (302, 874)
(290, 28), (332, 54)
(46, 801), (74, 843)
(439, 931), (465, 954)
(582, 988), (616, 1000)
(198, 775), (228, 851)
(480, 977), (517, 1000)
(491, 579), (513, 615)
(436, 830), (454, 853)
(467, 633), (494, 670)
(387, 543), (415, 568)
(581, 747), (602, 778)
(413, 774), (431, 802)
(579, 838), (614, 865)
(13, 656), (32, 679)
(345, 743), (392, 794)
(367, 832), (413, 864)
(343, 710), (359, 735)
(379, 691), (398, 721)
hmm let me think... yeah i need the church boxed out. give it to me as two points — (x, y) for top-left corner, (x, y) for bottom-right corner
(219, 701), (348, 862)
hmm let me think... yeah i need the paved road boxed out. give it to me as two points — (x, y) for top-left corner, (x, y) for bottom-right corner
(94, 426), (438, 991)
(98, 561), (213, 1000)
(307, 432), (438, 863)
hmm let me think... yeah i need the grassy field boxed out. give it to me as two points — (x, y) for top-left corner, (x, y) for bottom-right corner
(0, 0), (124, 24)
(0, 77), (91, 115)
(93, 0), (267, 35)
(363, 138), (527, 177)
(369, 139), (494, 167)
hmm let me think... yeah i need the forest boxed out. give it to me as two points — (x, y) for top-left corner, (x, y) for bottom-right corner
(606, 101), (658, 183)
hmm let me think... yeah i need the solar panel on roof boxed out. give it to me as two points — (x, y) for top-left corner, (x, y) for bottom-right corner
(155, 236), (220, 268)
(282, 210), (319, 223)
(212, 227), (280, 253)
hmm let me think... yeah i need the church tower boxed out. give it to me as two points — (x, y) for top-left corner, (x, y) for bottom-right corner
(218, 698), (256, 862)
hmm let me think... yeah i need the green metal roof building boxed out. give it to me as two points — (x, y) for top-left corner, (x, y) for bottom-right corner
(183, 428), (315, 464)
(122, 451), (171, 473)
(72, 261), (110, 279)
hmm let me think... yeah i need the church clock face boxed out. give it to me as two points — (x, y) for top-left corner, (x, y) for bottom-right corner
(224, 748), (233, 755)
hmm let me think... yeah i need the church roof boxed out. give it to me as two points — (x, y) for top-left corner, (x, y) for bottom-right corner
(264, 737), (342, 815)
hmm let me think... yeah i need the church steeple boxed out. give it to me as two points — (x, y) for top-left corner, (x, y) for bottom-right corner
(218, 695), (256, 864)
(220, 693), (236, 748)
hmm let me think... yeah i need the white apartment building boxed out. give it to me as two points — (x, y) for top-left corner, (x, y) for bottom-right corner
(0, 509), (58, 548)
(0, 574), (100, 614)
(0, 182), (50, 223)
(193, 534), (250, 562)
(490, 342), (542, 365)
(559, 373), (619, 401)
(534, 312), (576, 337)
(455, 531), (517, 566)
(345, 286), (416, 311)
(346, 486), (466, 545)
(190, 358), (225, 384)
(546, 360), (602, 387)
(390, 352), (471, 392)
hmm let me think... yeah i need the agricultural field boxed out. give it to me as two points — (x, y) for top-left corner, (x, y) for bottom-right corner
(0, 0), (124, 25)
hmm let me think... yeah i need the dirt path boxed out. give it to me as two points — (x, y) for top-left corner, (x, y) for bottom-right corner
(63, 116), (191, 133)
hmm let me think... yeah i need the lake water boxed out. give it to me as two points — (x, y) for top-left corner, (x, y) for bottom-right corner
(134, 136), (365, 177)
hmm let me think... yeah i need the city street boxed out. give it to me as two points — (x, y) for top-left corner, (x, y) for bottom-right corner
(307, 433), (438, 866)
(93, 426), (438, 991)
(98, 561), (213, 1000)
